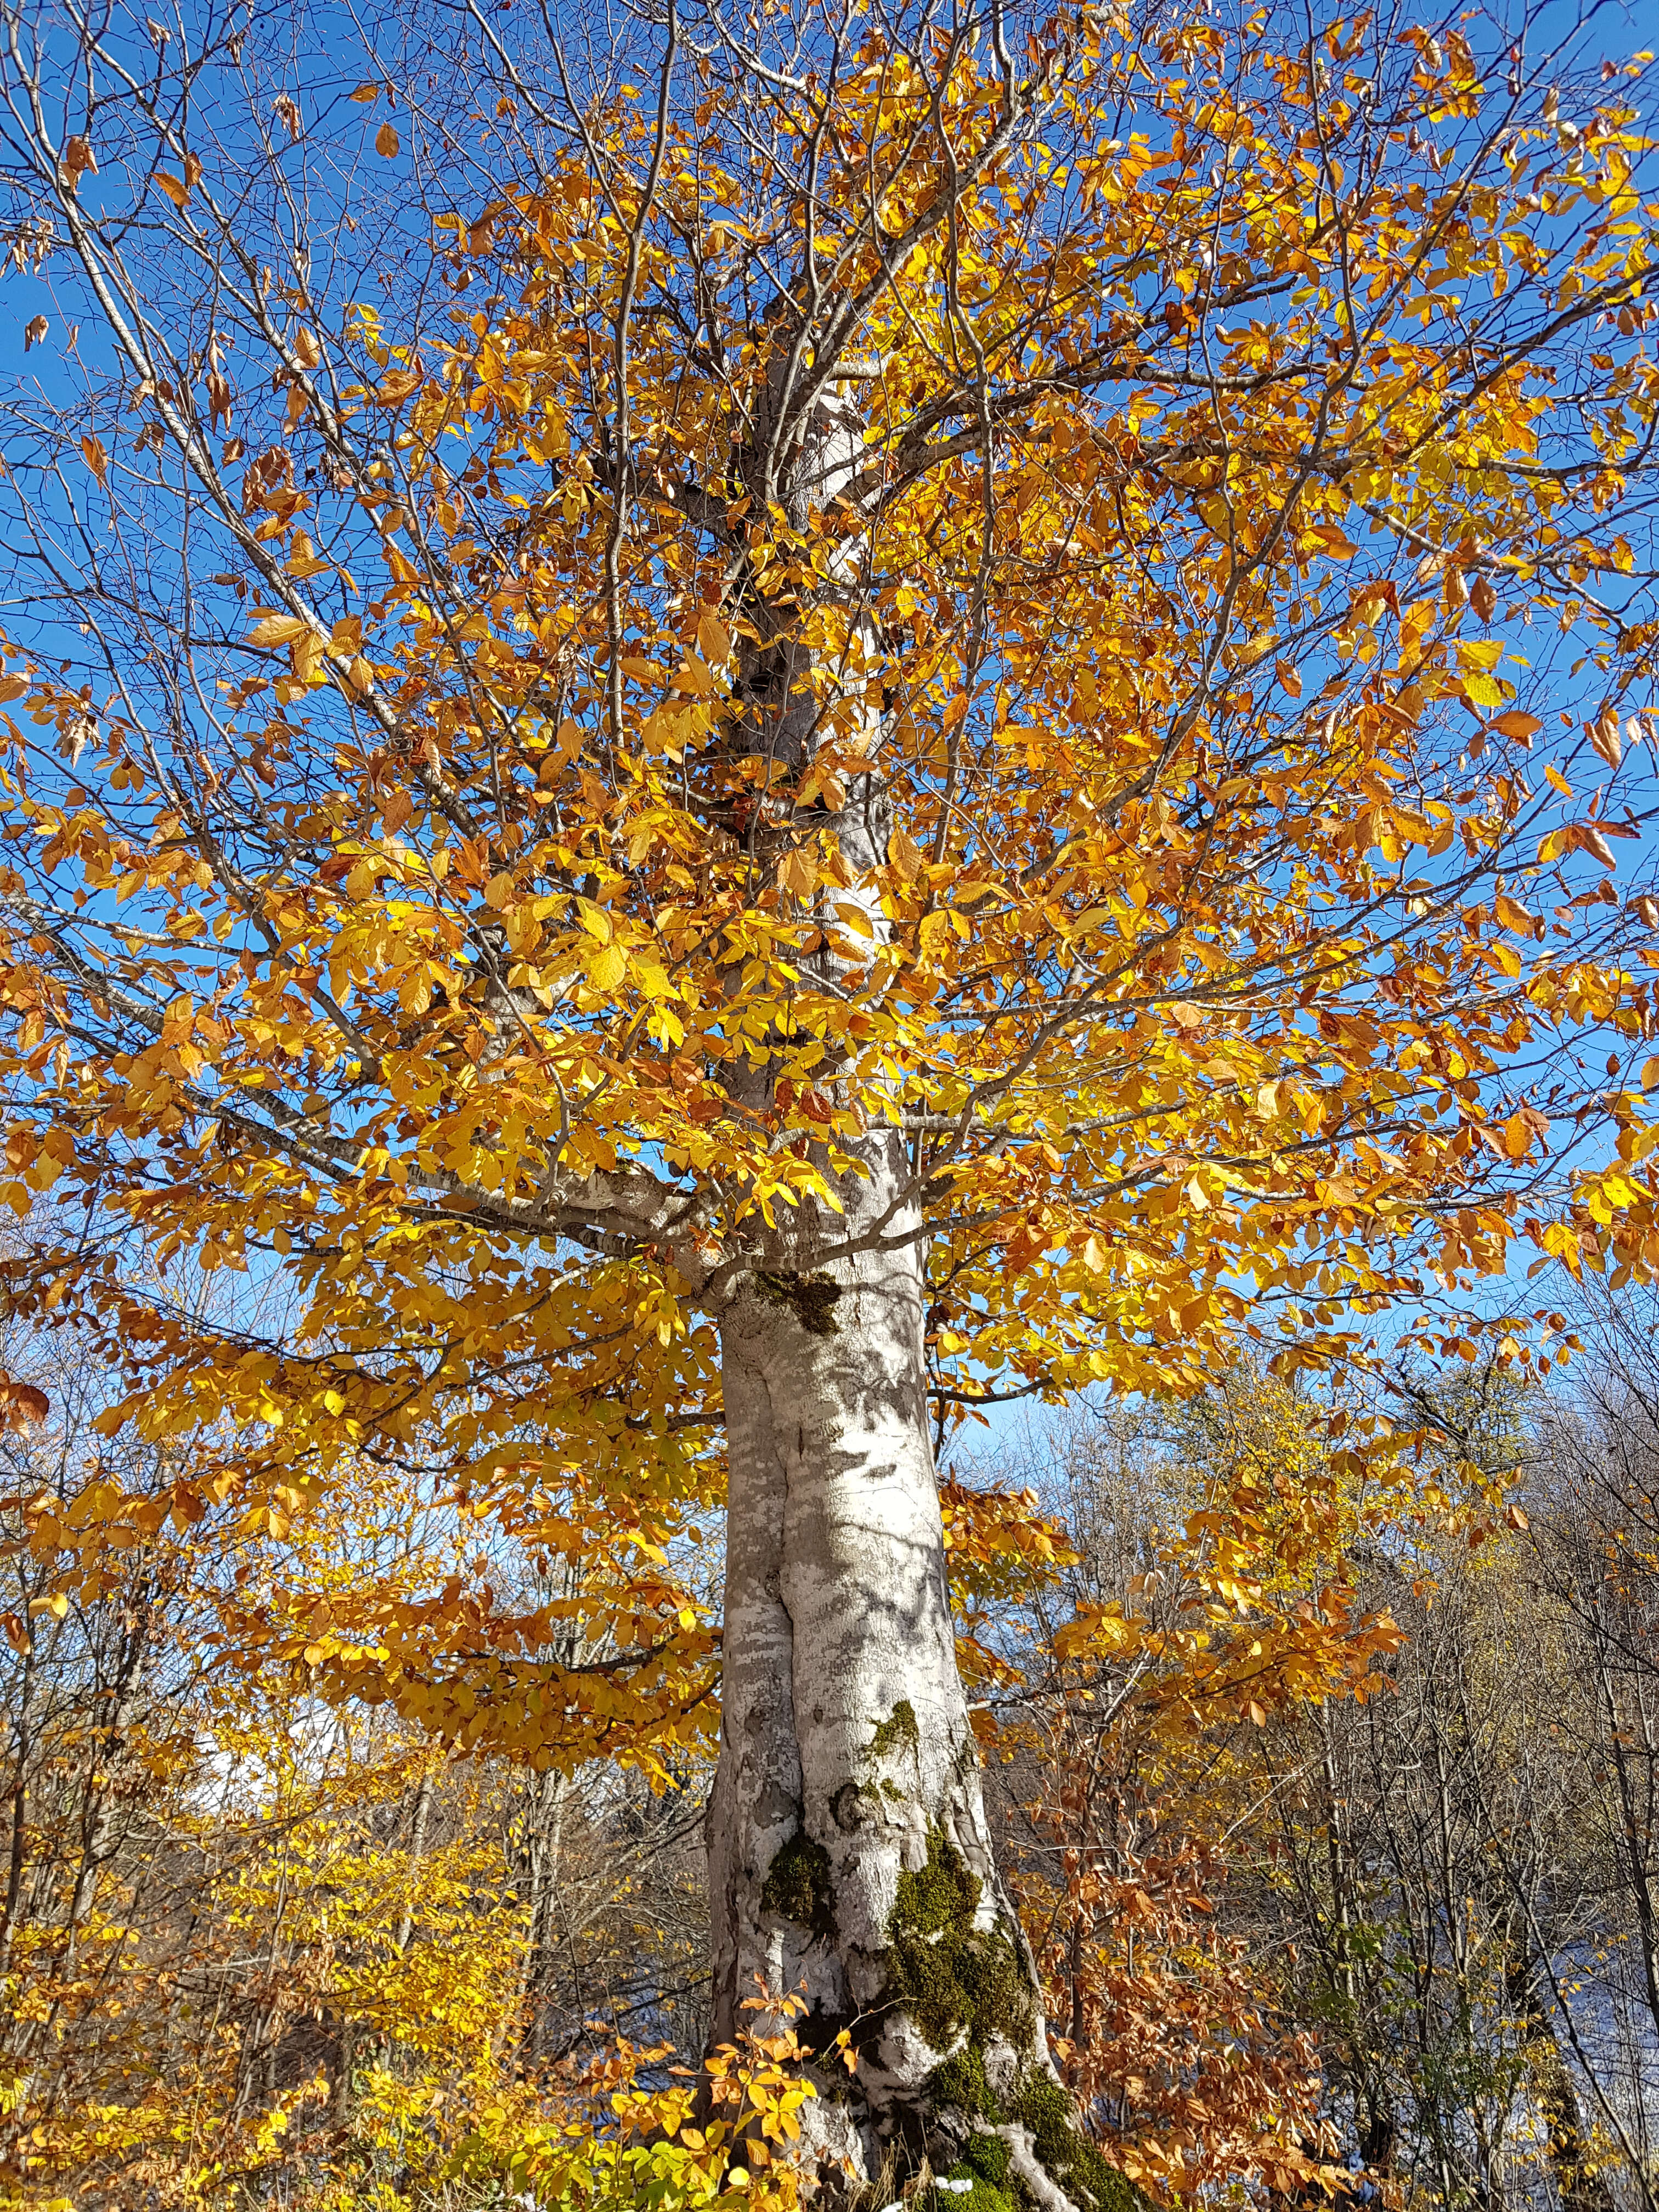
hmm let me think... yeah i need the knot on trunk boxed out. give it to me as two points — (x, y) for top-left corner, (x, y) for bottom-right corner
(761, 1830), (834, 1938)
(754, 1267), (843, 1337)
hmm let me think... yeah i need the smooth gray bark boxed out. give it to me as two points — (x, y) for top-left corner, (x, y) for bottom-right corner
(708, 1143), (1039, 2176)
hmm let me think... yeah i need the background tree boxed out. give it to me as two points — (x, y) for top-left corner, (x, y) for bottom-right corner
(984, 1377), (1404, 2205)
(1, 0), (1658, 2197)
(1521, 1289), (1659, 2202)
(1020, 1353), (1659, 2212)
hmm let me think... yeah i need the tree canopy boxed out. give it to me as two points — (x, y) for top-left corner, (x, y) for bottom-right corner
(0, 0), (1655, 1766)
(2, 0), (1659, 2192)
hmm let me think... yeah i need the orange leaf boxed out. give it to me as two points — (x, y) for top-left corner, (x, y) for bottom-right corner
(1491, 709), (1541, 741)
(0, 1379), (49, 1432)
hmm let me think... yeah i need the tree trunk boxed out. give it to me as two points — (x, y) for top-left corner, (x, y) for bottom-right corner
(699, 373), (1122, 2209)
(708, 1141), (1115, 2207)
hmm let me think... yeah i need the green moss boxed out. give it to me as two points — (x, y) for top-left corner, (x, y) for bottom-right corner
(888, 1829), (1031, 2059)
(870, 1699), (919, 1761)
(1008, 2077), (1136, 2212)
(754, 1268), (843, 1337)
(932, 2041), (990, 2117)
(761, 1831), (833, 1935)
(885, 1830), (1135, 2212)
(936, 2153), (1016, 2212)
(960, 2135), (1012, 2191)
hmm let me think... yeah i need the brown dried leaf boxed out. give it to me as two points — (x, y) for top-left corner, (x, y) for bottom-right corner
(1572, 822), (1617, 870)
(1491, 709), (1542, 742)
(1588, 710), (1623, 770)
(0, 1380), (50, 1433)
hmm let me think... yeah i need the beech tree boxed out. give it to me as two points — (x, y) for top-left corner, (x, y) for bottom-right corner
(2, 0), (1659, 2196)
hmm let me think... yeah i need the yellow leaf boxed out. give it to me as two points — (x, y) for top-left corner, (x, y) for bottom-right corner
(156, 172), (189, 208)
(247, 613), (310, 648)
(888, 825), (923, 878)
(375, 121), (400, 157)
(1545, 763), (1573, 798)
(778, 849), (817, 898)
(588, 943), (628, 991)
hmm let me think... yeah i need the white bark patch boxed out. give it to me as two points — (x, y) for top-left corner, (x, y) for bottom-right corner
(991, 2125), (1081, 2212)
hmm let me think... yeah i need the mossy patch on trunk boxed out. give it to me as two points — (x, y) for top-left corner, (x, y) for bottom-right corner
(1007, 2074), (1136, 2212)
(761, 1831), (833, 1936)
(936, 2130), (1017, 2212)
(869, 1699), (919, 1762)
(884, 1828), (1133, 2212)
(888, 1827), (1031, 2057)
